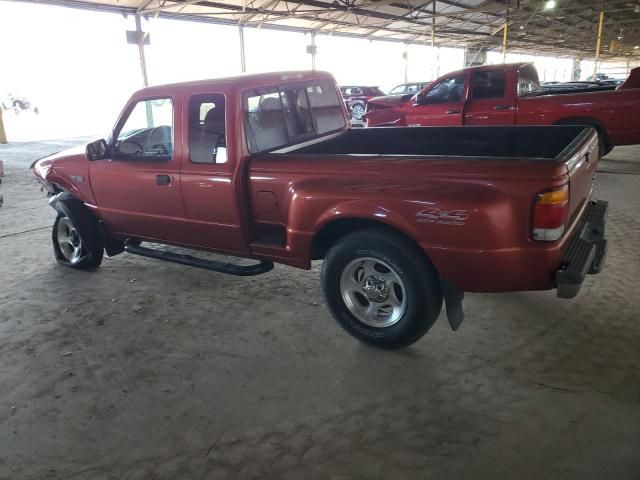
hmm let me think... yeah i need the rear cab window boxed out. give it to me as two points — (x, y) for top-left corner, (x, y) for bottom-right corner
(244, 79), (346, 153)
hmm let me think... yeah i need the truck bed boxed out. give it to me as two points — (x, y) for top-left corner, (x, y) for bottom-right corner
(291, 125), (592, 160)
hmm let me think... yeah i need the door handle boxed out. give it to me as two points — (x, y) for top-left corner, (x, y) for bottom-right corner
(445, 109), (461, 114)
(156, 174), (172, 186)
(494, 105), (512, 110)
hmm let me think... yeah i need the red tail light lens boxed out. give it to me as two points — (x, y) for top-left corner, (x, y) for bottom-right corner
(533, 184), (569, 241)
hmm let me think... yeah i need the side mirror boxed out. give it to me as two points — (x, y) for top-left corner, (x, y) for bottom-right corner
(86, 139), (109, 161)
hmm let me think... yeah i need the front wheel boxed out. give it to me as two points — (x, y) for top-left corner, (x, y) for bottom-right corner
(321, 228), (443, 349)
(53, 214), (103, 269)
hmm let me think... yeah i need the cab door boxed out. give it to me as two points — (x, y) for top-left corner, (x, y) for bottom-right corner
(404, 74), (466, 126)
(179, 91), (251, 256)
(90, 97), (187, 243)
(464, 69), (516, 125)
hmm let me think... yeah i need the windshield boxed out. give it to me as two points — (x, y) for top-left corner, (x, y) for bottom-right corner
(244, 79), (346, 153)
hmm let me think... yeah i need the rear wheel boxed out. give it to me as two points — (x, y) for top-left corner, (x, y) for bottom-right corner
(350, 103), (366, 121)
(321, 228), (443, 349)
(53, 214), (103, 269)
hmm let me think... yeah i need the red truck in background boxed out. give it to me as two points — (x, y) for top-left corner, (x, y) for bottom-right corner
(33, 71), (608, 350)
(365, 62), (640, 155)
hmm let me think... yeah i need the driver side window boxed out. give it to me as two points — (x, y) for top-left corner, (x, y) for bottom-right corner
(115, 98), (173, 162)
(421, 75), (465, 104)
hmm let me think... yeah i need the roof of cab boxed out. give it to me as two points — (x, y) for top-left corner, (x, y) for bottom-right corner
(137, 70), (336, 96)
(441, 62), (532, 79)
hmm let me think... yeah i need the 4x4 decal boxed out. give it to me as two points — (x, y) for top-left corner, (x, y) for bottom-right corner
(416, 208), (468, 225)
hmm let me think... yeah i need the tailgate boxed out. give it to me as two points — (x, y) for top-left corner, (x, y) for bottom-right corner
(564, 128), (599, 227)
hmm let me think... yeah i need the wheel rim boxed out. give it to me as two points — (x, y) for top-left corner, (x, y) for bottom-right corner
(351, 104), (365, 120)
(56, 217), (83, 264)
(339, 257), (407, 328)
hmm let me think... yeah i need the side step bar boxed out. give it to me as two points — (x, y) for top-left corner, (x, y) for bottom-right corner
(124, 241), (274, 276)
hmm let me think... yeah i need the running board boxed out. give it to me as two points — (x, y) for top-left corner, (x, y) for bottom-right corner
(124, 241), (274, 276)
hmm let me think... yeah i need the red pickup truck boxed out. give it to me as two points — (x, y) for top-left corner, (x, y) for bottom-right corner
(32, 71), (608, 349)
(365, 63), (640, 155)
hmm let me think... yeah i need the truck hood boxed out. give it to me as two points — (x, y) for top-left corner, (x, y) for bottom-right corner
(364, 94), (410, 126)
(32, 145), (94, 203)
(31, 145), (86, 173)
(367, 93), (413, 108)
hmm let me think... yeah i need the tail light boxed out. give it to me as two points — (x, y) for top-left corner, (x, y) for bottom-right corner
(532, 184), (569, 241)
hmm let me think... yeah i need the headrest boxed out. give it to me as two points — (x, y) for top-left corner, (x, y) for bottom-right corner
(259, 97), (282, 112)
(204, 107), (225, 128)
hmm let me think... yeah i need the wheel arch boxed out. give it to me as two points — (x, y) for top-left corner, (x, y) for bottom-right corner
(553, 116), (611, 152)
(311, 216), (436, 271)
(50, 191), (123, 257)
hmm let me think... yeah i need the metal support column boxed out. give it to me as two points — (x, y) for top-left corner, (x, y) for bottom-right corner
(594, 10), (605, 76)
(431, 1), (436, 47)
(572, 58), (581, 81)
(0, 108), (7, 144)
(135, 15), (149, 87)
(403, 44), (409, 84)
(502, 24), (508, 61)
(239, 24), (247, 73)
(502, 4), (509, 62)
(310, 30), (317, 71)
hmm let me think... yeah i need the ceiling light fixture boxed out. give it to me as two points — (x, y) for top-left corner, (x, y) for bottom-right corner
(544, 0), (557, 10)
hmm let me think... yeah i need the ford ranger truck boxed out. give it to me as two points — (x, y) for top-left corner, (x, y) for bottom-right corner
(32, 71), (608, 350)
(365, 62), (640, 156)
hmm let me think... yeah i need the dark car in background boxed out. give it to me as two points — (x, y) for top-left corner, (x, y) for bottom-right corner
(586, 73), (624, 86)
(339, 86), (385, 120)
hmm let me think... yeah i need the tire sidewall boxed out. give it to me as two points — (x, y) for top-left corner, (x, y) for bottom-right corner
(322, 231), (441, 349)
(52, 214), (103, 269)
(350, 103), (365, 120)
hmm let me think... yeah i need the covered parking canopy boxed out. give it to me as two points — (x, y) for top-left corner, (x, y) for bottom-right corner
(2, 0), (639, 142)
(27, 0), (640, 58)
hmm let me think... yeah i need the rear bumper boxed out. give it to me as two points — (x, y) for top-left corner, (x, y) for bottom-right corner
(556, 199), (608, 299)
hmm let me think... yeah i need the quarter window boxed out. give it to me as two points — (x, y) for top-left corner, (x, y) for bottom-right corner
(115, 98), (173, 161)
(188, 93), (226, 164)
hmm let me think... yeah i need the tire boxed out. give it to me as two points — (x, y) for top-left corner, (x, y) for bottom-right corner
(52, 214), (103, 269)
(350, 103), (366, 121)
(321, 227), (443, 349)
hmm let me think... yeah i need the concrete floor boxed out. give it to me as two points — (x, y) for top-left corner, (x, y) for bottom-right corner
(0, 139), (639, 480)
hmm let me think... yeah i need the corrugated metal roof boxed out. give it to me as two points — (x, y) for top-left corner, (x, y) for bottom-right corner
(24, 0), (640, 59)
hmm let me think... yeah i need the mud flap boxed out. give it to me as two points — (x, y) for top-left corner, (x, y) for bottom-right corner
(441, 279), (465, 331)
